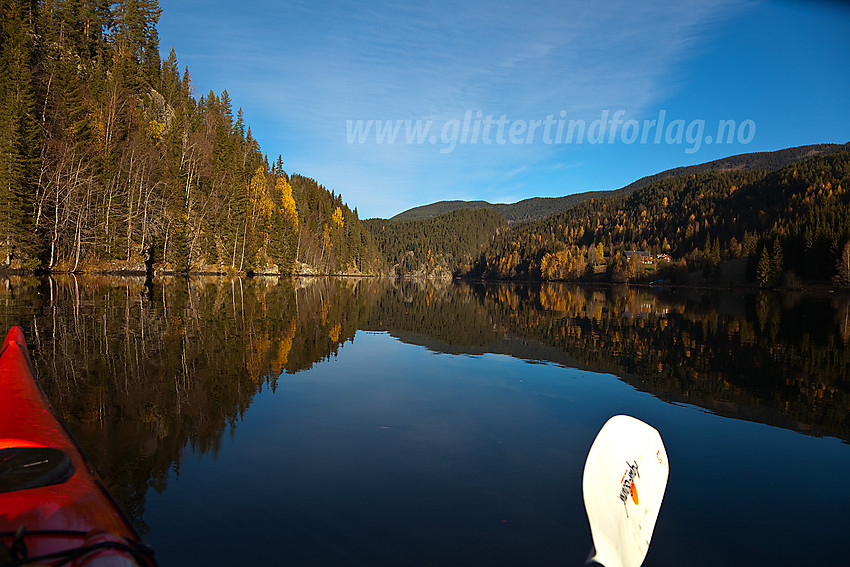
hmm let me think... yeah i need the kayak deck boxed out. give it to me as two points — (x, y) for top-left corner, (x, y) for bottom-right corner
(0, 327), (156, 566)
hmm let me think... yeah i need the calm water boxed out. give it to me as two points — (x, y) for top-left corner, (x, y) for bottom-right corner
(1, 276), (848, 566)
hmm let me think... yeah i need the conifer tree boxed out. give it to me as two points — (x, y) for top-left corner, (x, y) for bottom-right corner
(836, 242), (850, 287)
(770, 239), (784, 284)
(0, 1), (42, 266)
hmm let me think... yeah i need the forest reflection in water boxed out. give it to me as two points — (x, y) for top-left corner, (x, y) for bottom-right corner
(0, 275), (848, 537)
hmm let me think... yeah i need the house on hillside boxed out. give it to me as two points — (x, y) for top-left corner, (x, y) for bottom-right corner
(625, 251), (654, 265)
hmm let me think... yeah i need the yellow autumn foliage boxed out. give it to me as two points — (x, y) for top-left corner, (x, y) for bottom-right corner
(147, 120), (165, 140)
(250, 167), (276, 221)
(276, 177), (298, 229)
(329, 323), (341, 343)
(332, 206), (344, 228)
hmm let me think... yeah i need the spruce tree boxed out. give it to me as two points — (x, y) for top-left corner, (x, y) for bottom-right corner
(770, 239), (784, 285)
(0, 1), (42, 267)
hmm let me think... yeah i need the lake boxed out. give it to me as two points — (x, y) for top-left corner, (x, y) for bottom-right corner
(1, 275), (848, 566)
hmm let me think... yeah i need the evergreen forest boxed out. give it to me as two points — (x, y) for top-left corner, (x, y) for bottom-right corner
(0, 0), (379, 274)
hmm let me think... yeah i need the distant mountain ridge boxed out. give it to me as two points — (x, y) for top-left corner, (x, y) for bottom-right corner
(388, 143), (849, 223)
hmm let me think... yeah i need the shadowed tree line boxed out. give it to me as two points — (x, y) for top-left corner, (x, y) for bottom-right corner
(364, 208), (507, 278)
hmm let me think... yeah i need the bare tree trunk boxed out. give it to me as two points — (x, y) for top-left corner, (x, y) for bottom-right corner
(105, 186), (113, 255)
(239, 210), (249, 272)
(162, 219), (170, 263)
(125, 151), (136, 262)
(295, 225), (301, 264)
(73, 181), (90, 272)
(230, 199), (239, 269)
(187, 203), (209, 271)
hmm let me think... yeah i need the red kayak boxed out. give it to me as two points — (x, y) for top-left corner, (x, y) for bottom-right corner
(0, 327), (156, 566)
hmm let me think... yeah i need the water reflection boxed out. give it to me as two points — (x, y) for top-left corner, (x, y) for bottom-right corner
(1, 275), (371, 531)
(471, 284), (850, 442)
(365, 280), (850, 442)
(1, 275), (848, 535)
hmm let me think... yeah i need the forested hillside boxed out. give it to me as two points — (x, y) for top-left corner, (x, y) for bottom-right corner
(390, 143), (848, 224)
(391, 200), (494, 221)
(614, 143), (847, 197)
(291, 174), (378, 274)
(365, 208), (506, 277)
(2, 2), (846, 285)
(0, 0), (378, 274)
(369, 150), (850, 285)
(471, 150), (850, 286)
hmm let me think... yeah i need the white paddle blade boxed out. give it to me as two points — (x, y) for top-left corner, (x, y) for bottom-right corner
(583, 415), (669, 567)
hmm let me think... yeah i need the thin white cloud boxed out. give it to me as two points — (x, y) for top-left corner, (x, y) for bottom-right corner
(160, 0), (757, 218)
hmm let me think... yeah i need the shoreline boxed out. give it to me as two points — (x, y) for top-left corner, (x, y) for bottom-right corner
(1, 268), (846, 294)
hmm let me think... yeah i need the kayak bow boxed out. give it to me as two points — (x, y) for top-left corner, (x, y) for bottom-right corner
(0, 326), (156, 566)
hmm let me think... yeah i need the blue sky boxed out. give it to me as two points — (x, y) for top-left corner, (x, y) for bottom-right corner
(157, 0), (850, 219)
